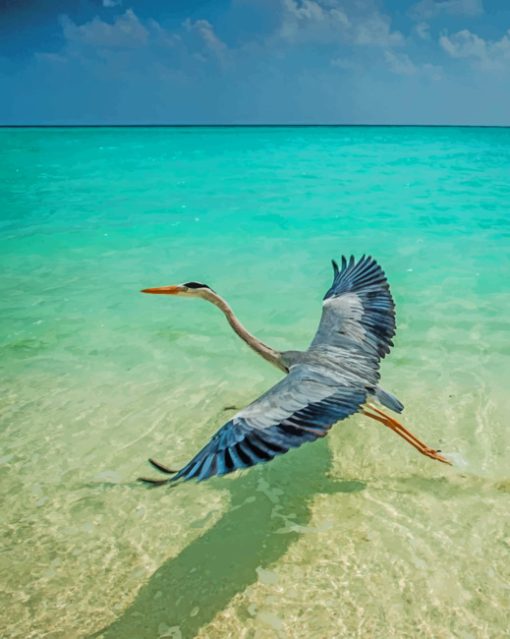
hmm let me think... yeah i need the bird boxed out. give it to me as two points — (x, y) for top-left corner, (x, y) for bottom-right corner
(138, 255), (450, 486)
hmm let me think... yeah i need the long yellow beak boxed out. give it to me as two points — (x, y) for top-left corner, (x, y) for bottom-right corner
(141, 285), (185, 295)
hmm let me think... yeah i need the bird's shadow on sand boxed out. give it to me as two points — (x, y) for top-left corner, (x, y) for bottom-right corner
(90, 440), (365, 639)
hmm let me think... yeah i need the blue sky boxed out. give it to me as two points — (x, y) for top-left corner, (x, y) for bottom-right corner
(1, 0), (509, 124)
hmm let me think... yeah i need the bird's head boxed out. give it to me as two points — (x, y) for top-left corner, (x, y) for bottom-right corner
(141, 281), (215, 300)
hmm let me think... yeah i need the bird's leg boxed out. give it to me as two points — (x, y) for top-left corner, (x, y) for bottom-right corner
(136, 458), (179, 485)
(137, 476), (172, 486)
(363, 409), (422, 452)
(372, 407), (449, 464)
(362, 406), (451, 465)
(366, 404), (438, 453)
(148, 458), (178, 474)
(363, 409), (449, 464)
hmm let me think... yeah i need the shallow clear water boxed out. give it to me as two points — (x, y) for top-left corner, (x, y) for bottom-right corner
(1, 126), (510, 639)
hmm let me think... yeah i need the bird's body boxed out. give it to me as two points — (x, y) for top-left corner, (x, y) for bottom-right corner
(139, 255), (449, 486)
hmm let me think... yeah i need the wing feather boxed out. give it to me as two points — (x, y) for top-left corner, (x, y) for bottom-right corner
(170, 364), (367, 483)
(310, 255), (396, 361)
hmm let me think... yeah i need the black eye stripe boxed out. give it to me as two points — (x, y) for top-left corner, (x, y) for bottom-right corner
(183, 281), (209, 289)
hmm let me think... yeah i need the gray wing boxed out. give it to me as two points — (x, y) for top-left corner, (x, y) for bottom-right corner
(309, 256), (396, 376)
(170, 363), (368, 483)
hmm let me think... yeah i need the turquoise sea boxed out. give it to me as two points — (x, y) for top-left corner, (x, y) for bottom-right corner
(1, 126), (510, 638)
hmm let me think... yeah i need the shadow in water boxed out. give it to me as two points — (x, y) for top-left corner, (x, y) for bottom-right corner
(91, 439), (364, 639)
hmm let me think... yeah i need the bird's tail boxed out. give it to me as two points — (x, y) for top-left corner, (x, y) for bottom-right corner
(374, 387), (404, 414)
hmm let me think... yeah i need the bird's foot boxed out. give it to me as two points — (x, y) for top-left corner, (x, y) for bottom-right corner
(422, 448), (452, 465)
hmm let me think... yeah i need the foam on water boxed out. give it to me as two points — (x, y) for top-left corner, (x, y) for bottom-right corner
(440, 451), (469, 469)
(1, 126), (510, 638)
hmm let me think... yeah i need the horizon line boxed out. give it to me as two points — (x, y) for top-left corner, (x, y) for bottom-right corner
(1, 123), (509, 129)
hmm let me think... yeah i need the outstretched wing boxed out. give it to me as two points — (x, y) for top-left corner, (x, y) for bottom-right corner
(170, 364), (367, 483)
(310, 255), (396, 362)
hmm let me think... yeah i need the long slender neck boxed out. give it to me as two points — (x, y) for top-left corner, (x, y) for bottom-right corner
(206, 291), (286, 372)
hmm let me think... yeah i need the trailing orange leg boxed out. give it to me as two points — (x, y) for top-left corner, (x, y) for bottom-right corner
(362, 404), (451, 465)
(367, 404), (438, 452)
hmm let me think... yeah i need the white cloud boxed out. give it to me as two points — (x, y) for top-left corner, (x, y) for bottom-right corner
(383, 51), (443, 79)
(440, 28), (510, 70)
(280, 0), (403, 47)
(384, 50), (417, 75)
(61, 9), (148, 49)
(440, 29), (484, 57)
(145, 19), (181, 49)
(102, 0), (122, 7)
(415, 21), (430, 40)
(184, 19), (227, 59)
(353, 12), (403, 47)
(280, 0), (350, 43)
(57, 9), (226, 67)
(411, 0), (483, 20)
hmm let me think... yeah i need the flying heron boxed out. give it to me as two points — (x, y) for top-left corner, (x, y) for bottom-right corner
(138, 255), (450, 486)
